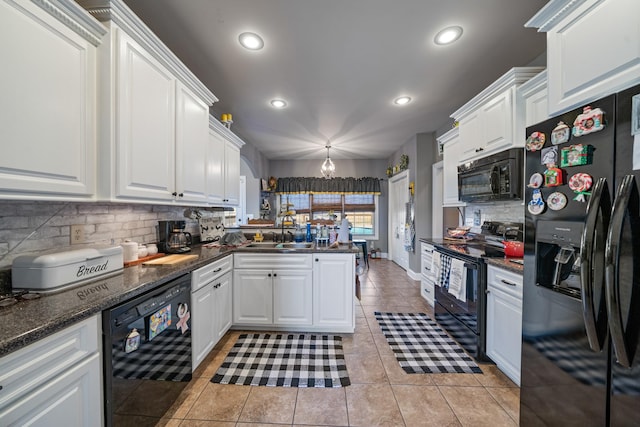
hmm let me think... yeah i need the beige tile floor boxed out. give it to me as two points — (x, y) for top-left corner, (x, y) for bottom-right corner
(160, 258), (519, 426)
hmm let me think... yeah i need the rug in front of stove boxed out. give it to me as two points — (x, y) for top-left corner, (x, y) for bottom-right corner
(375, 311), (482, 374)
(211, 333), (350, 387)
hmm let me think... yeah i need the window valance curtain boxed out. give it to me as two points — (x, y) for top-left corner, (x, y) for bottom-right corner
(274, 177), (381, 195)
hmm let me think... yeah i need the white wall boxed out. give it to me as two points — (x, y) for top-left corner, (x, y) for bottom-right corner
(240, 157), (260, 219)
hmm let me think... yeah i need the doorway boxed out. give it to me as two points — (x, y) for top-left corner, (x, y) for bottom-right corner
(387, 170), (409, 270)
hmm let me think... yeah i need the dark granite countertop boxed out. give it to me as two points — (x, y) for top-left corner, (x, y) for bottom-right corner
(419, 237), (523, 275)
(0, 243), (357, 357)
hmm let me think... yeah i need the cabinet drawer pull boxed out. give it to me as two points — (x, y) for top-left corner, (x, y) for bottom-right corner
(475, 147), (484, 152)
(213, 267), (222, 273)
(500, 279), (517, 286)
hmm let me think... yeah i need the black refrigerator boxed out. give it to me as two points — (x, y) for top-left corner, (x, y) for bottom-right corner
(521, 84), (640, 426)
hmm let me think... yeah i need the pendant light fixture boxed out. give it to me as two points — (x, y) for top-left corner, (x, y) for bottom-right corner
(321, 144), (336, 179)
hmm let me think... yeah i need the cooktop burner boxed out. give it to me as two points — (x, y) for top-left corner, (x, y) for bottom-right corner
(0, 290), (40, 308)
(437, 221), (524, 260)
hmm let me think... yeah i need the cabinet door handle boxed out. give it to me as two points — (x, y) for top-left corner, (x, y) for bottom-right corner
(273, 273), (277, 277)
(315, 258), (319, 262)
(172, 191), (177, 197)
(178, 193), (184, 198)
(500, 279), (517, 286)
(268, 273), (271, 277)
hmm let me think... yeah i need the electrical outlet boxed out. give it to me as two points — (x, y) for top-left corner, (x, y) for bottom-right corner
(70, 225), (85, 244)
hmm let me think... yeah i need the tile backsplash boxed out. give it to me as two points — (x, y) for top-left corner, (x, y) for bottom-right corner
(0, 201), (229, 270)
(463, 201), (524, 232)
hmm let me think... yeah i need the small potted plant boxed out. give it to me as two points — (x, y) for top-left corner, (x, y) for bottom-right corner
(399, 154), (409, 170)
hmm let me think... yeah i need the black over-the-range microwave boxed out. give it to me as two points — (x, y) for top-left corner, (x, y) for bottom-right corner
(457, 148), (523, 203)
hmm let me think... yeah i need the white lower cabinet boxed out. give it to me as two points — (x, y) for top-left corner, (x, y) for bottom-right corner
(233, 253), (354, 332)
(0, 316), (102, 426)
(420, 243), (435, 307)
(191, 255), (233, 369)
(273, 270), (313, 326)
(313, 253), (355, 332)
(234, 269), (312, 327)
(486, 265), (523, 385)
(192, 282), (216, 366)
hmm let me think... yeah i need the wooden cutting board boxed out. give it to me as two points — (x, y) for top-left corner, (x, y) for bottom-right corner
(142, 254), (199, 265)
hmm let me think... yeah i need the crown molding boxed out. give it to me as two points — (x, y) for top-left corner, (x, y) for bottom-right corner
(29, 0), (107, 46)
(525, 0), (590, 32)
(517, 69), (547, 98)
(78, 0), (218, 106)
(450, 67), (546, 120)
(209, 115), (246, 149)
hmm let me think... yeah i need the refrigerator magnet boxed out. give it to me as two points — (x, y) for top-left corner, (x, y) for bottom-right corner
(541, 146), (559, 166)
(544, 165), (563, 187)
(176, 302), (190, 334)
(560, 144), (592, 167)
(528, 172), (543, 188)
(526, 132), (546, 151)
(569, 173), (593, 202)
(548, 192), (568, 210)
(528, 189), (545, 215)
(124, 328), (141, 353)
(572, 106), (605, 137)
(551, 121), (571, 145)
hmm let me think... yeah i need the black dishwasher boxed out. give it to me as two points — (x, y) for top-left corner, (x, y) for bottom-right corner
(103, 273), (192, 426)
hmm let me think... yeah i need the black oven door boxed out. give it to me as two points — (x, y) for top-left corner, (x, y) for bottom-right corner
(433, 248), (487, 360)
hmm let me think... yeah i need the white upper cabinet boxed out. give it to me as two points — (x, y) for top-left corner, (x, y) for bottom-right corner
(80, 0), (218, 205)
(0, 0), (106, 201)
(527, 0), (640, 115)
(112, 29), (176, 201)
(452, 67), (544, 163)
(438, 127), (465, 207)
(208, 117), (244, 206)
(176, 82), (210, 204)
(518, 70), (549, 127)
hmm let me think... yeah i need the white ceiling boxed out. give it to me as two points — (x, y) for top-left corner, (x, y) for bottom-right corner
(123, 0), (548, 160)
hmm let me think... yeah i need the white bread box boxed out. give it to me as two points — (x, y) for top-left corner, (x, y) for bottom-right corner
(12, 246), (124, 292)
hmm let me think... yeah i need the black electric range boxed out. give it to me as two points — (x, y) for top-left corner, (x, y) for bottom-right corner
(432, 221), (523, 361)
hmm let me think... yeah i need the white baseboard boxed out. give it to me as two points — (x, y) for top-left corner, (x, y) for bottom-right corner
(407, 268), (421, 281)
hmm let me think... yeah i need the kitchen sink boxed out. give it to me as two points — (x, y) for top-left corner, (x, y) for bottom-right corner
(246, 242), (279, 248)
(281, 242), (314, 249)
(245, 242), (314, 249)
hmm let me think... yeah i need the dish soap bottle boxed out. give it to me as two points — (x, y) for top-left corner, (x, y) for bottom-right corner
(306, 222), (312, 242)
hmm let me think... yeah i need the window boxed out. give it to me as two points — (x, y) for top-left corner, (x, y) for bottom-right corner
(277, 193), (378, 239)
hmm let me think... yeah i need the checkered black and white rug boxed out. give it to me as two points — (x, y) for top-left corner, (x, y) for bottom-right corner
(375, 312), (482, 374)
(212, 333), (350, 387)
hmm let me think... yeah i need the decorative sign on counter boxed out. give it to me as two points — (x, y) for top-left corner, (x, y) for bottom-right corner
(199, 217), (224, 242)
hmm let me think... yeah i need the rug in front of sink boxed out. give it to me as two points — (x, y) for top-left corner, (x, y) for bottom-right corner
(375, 312), (482, 374)
(211, 333), (350, 387)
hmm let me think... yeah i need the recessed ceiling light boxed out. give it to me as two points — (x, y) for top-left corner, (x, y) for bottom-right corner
(270, 99), (287, 108)
(394, 96), (412, 106)
(239, 32), (264, 50)
(434, 26), (463, 45)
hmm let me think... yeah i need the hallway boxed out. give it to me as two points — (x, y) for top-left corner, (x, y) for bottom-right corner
(162, 258), (519, 426)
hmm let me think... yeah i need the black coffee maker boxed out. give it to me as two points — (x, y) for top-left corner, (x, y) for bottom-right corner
(158, 220), (192, 253)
